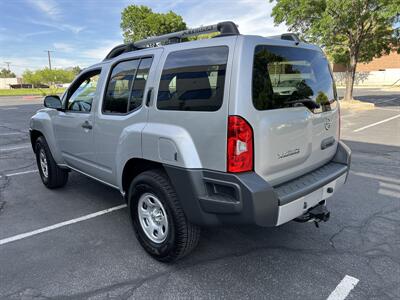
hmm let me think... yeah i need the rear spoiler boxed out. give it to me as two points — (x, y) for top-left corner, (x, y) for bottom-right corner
(268, 33), (301, 44)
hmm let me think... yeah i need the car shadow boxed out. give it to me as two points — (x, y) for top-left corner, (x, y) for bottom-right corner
(354, 93), (400, 108)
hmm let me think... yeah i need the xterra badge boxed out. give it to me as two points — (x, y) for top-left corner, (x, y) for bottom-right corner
(277, 148), (300, 159)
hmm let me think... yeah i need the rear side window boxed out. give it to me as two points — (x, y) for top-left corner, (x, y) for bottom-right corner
(103, 57), (152, 114)
(252, 45), (335, 112)
(129, 57), (152, 111)
(157, 46), (228, 111)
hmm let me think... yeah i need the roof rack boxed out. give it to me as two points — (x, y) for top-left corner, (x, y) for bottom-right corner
(104, 21), (239, 61)
(268, 33), (301, 44)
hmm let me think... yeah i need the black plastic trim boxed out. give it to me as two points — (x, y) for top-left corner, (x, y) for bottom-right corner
(275, 141), (351, 205)
(164, 166), (279, 227)
(274, 162), (348, 205)
(163, 141), (351, 227)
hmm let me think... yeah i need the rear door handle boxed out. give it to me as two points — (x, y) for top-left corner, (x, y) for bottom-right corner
(81, 121), (92, 130)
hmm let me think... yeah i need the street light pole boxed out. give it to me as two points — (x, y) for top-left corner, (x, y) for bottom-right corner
(4, 62), (11, 71)
(44, 50), (54, 70)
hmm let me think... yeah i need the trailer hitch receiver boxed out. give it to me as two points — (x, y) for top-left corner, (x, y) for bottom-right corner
(294, 203), (330, 227)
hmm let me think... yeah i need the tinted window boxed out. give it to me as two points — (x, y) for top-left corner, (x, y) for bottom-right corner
(104, 60), (139, 114)
(129, 57), (152, 111)
(66, 71), (100, 112)
(157, 46), (228, 111)
(252, 45), (336, 112)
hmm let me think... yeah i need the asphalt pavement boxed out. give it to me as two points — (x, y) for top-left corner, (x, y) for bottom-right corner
(0, 89), (399, 299)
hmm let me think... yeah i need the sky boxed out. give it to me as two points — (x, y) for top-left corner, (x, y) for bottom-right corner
(0, 0), (287, 76)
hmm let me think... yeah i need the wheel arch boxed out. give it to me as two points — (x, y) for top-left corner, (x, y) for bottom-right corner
(30, 129), (43, 153)
(30, 112), (64, 163)
(121, 158), (165, 197)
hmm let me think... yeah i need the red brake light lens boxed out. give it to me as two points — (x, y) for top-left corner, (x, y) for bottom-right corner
(227, 115), (253, 173)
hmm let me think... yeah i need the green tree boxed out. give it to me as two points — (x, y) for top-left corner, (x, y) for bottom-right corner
(22, 70), (42, 86)
(22, 68), (75, 86)
(72, 66), (82, 76)
(271, 0), (400, 101)
(121, 5), (187, 43)
(0, 68), (16, 78)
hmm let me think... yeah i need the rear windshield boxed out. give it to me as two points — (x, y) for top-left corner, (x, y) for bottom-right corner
(252, 45), (336, 112)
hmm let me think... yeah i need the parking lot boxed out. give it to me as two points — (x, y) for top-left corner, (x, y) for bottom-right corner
(0, 88), (399, 299)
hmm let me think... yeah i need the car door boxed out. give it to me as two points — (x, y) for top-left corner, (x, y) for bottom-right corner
(53, 68), (102, 174)
(92, 49), (162, 185)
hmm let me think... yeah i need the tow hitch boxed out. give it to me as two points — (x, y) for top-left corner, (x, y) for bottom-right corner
(294, 203), (330, 228)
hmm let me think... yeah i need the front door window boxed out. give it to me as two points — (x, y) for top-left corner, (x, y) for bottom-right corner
(66, 70), (101, 112)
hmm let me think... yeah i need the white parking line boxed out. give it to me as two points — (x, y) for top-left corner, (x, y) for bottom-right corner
(374, 107), (400, 112)
(0, 107), (18, 110)
(0, 204), (127, 246)
(378, 188), (400, 198)
(0, 132), (24, 136)
(380, 182), (400, 191)
(374, 97), (399, 104)
(0, 144), (31, 151)
(0, 169), (38, 178)
(350, 171), (400, 184)
(353, 114), (400, 132)
(327, 275), (359, 300)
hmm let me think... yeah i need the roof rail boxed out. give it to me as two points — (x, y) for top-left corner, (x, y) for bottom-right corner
(268, 33), (301, 44)
(104, 21), (239, 61)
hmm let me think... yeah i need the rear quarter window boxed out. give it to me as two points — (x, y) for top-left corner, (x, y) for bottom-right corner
(103, 57), (152, 114)
(157, 46), (229, 111)
(252, 45), (336, 112)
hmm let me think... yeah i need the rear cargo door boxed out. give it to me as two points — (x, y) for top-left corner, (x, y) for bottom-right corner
(249, 44), (339, 186)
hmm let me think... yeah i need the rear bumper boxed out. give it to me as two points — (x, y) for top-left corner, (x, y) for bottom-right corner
(165, 141), (351, 227)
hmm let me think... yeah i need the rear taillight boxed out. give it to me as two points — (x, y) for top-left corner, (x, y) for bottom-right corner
(227, 115), (253, 173)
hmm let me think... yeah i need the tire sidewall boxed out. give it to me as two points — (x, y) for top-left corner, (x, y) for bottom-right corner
(128, 173), (177, 260)
(35, 138), (50, 185)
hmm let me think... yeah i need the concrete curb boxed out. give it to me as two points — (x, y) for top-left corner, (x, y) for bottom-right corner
(339, 99), (375, 110)
(382, 87), (400, 92)
(337, 86), (400, 91)
(22, 96), (42, 100)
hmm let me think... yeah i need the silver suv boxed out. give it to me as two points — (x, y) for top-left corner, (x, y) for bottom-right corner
(30, 22), (351, 262)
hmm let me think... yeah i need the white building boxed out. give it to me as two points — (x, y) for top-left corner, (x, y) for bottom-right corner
(0, 77), (22, 89)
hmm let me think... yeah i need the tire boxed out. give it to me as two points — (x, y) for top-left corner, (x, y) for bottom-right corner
(128, 169), (200, 262)
(35, 136), (68, 189)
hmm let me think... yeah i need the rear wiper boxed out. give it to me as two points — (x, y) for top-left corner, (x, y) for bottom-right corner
(284, 99), (320, 109)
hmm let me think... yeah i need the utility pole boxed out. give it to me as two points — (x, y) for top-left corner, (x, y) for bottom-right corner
(44, 50), (54, 70)
(4, 61), (11, 71)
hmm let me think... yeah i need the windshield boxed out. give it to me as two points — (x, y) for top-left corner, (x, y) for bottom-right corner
(252, 45), (336, 112)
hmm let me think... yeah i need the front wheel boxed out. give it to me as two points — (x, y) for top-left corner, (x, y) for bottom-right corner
(35, 136), (68, 189)
(128, 169), (200, 262)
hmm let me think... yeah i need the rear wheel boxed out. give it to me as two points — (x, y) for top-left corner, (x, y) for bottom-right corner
(35, 136), (68, 189)
(128, 169), (200, 262)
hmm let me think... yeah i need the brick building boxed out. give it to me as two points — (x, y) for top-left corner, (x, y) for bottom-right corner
(332, 50), (400, 86)
(333, 50), (400, 72)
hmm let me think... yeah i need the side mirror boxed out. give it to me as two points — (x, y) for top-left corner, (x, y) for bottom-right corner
(44, 95), (63, 110)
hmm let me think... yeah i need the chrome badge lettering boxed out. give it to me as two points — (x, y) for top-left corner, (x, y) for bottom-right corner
(277, 148), (300, 159)
(324, 118), (332, 130)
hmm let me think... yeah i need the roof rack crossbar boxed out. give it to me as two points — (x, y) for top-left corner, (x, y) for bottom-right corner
(134, 21), (239, 48)
(104, 21), (239, 61)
